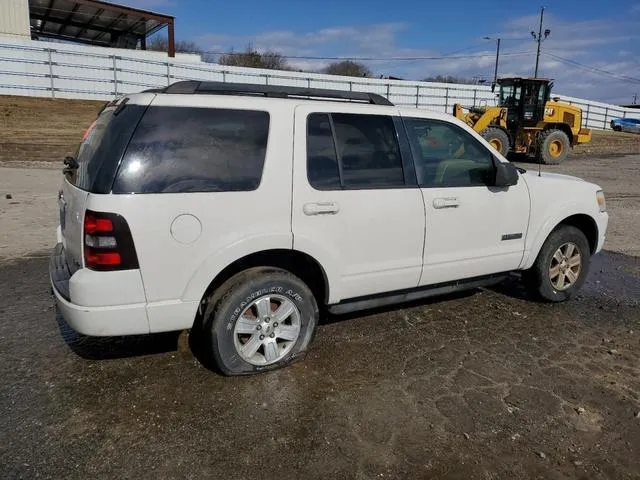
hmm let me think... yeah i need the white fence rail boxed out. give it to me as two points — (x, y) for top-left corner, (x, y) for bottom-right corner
(1, 39), (639, 130)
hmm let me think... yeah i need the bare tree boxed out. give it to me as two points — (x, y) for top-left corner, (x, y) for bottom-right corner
(218, 45), (290, 70)
(422, 75), (475, 85)
(322, 60), (372, 78)
(147, 36), (202, 54)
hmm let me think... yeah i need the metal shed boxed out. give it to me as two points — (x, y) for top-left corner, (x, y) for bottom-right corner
(28, 0), (176, 56)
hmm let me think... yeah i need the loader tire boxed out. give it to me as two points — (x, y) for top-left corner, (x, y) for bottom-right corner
(480, 127), (510, 157)
(538, 129), (570, 165)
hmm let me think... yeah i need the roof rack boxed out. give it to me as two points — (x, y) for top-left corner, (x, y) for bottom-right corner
(157, 81), (394, 106)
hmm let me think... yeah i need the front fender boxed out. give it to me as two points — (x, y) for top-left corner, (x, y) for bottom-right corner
(520, 202), (601, 270)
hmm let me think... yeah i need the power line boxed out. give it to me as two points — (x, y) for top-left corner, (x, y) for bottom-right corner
(203, 51), (533, 62)
(543, 52), (640, 84)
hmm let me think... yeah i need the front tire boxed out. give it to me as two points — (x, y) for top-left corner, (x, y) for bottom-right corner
(201, 268), (318, 375)
(537, 129), (570, 165)
(481, 127), (510, 157)
(523, 225), (590, 302)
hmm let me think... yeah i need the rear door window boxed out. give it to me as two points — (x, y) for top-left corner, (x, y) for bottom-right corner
(306, 112), (405, 190)
(113, 107), (270, 194)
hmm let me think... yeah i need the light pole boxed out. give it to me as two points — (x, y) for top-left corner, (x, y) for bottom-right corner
(484, 36), (501, 90)
(531, 7), (551, 78)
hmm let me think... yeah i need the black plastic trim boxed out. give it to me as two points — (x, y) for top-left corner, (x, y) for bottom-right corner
(49, 243), (71, 301)
(327, 273), (508, 315)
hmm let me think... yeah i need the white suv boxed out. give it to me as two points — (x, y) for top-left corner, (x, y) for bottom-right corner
(50, 81), (608, 375)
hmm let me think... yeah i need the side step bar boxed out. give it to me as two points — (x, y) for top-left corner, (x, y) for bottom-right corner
(327, 273), (508, 315)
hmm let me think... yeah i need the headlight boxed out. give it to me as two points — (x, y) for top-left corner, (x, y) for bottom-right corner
(596, 190), (607, 212)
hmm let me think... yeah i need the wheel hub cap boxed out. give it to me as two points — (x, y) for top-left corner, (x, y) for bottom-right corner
(549, 242), (582, 291)
(232, 294), (301, 366)
(550, 140), (563, 158)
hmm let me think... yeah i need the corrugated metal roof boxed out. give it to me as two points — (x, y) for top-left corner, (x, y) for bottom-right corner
(29, 0), (173, 47)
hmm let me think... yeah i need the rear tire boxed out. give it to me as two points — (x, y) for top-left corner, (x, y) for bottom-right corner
(481, 127), (510, 157)
(200, 268), (318, 375)
(537, 129), (570, 165)
(523, 225), (590, 302)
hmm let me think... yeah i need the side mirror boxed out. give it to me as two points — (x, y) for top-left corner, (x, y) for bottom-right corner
(494, 161), (519, 187)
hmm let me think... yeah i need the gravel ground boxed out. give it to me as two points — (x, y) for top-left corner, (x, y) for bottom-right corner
(0, 248), (638, 479)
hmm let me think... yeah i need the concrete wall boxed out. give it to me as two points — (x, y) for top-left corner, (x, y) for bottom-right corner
(0, 0), (30, 39)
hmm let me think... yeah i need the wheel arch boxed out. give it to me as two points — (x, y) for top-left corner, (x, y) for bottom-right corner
(556, 214), (599, 254)
(522, 211), (599, 269)
(543, 123), (574, 144)
(193, 249), (330, 324)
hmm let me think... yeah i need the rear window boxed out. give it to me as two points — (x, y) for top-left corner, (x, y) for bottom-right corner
(69, 102), (147, 193)
(112, 107), (270, 194)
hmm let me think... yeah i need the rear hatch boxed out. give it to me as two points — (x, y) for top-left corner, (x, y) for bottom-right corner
(59, 96), (151, 272)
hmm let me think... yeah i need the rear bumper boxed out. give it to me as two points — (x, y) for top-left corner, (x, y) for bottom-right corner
(49, 243), (150, 336)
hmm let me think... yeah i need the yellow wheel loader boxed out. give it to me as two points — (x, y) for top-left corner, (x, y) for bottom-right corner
(453, 77), (592, 164)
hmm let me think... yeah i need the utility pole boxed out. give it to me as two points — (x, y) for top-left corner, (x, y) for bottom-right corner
(483, 36), (501, 89)
(634, 93), (638, 105)
(531, 7), (551, 78)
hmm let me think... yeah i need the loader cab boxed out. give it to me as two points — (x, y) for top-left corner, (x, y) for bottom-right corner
(498, 77), (552, 128)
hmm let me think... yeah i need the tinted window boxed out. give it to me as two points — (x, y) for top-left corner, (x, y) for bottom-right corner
(404, 118), (495, 187)
(307, 113), (340, 189)
(306, 113), (404, 190)
(70, 103), (146, 193)
(113, 107), (269, 194)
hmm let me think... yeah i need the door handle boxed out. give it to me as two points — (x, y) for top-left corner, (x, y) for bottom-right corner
(433, 197), (460, 209)
(303, 202), (340, 216)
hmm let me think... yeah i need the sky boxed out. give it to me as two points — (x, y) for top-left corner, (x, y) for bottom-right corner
(126, 0), (640, 104)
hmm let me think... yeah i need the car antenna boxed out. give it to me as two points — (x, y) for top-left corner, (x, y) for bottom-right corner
(538, 148), (542, 177)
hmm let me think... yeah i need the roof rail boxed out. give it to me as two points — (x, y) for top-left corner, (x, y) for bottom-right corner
(159, 81), (394, 106)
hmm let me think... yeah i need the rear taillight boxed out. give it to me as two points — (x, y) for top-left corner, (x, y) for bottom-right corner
(83, 210), (138, 271)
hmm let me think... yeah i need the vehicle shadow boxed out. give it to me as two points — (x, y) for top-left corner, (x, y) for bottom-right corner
(55, 306), (181, 360)
(486, 273), (530, 301)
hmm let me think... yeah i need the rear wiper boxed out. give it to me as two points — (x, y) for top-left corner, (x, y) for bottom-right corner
(63, 156), (79, 174)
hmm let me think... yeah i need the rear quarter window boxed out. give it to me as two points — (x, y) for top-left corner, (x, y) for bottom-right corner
(69, 103), (147, 193)
(112, 107), (270, 194)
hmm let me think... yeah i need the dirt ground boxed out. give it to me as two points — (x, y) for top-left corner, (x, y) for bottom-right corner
(1, 95), (640, 479)
(1, 232), (639, 480)
(0, 96), (102, 164)
(573, 129), (640, 158)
